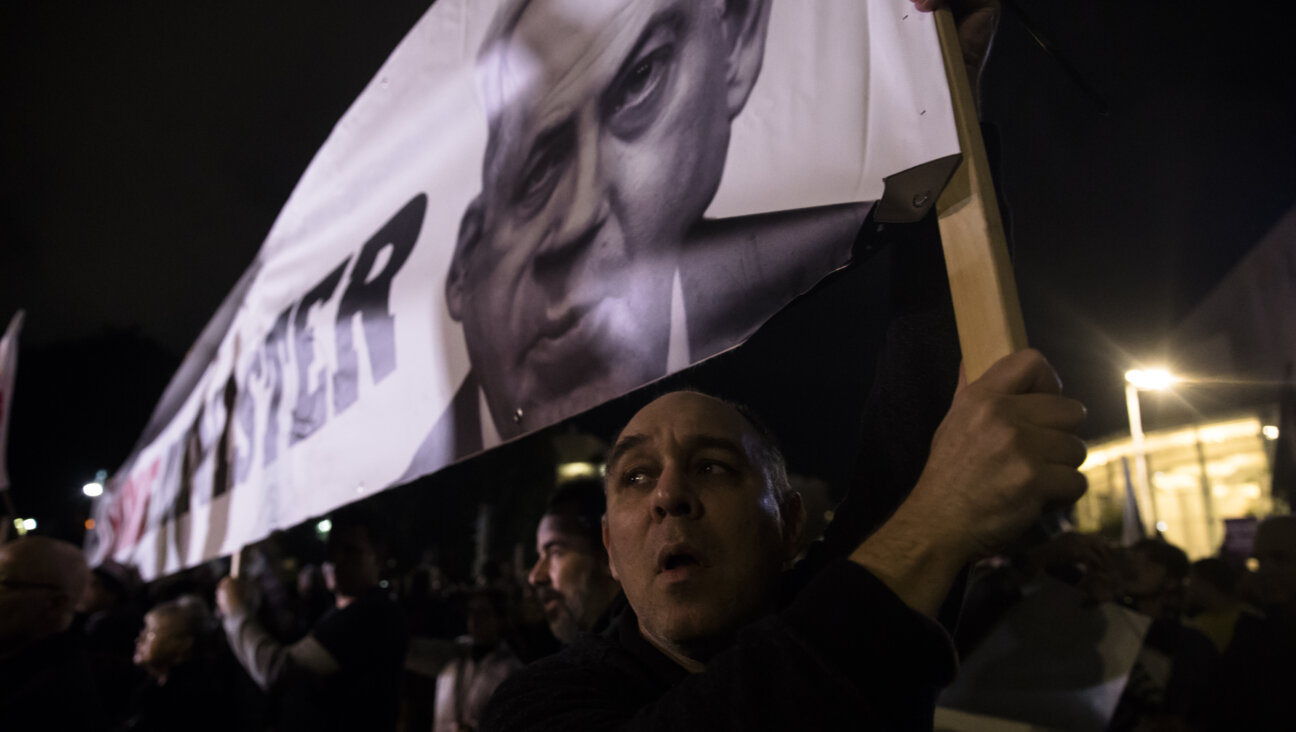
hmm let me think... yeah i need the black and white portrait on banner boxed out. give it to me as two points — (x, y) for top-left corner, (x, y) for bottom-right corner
(95, 0), (958, 578)
(405, 0), (909, 476)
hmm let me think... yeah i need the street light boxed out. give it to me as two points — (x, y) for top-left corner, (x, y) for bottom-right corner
(1124, 368), (1179, 539)
(82, 482), (104, 497)
(1126, 368), (1179, 391)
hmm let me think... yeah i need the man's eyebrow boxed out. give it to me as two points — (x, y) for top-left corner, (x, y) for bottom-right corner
(607, 433), (649, 472)
(539, 539), (569, 553)
(613, 7), (685, 75)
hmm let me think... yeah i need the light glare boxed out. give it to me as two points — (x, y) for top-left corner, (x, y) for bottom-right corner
(316, 519), (333, 535)
(557, 462), (599, 481)
(22, 518), (36, 531)
(1263, 425), (1280, 440)
(1126, 368), (1179, 391)
(83, 482), (104, 497)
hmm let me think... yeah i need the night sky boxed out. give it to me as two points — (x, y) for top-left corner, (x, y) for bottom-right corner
(2, 1), (1294, 543)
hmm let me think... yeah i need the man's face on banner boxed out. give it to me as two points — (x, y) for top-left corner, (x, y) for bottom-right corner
(448, 0), (768, 434)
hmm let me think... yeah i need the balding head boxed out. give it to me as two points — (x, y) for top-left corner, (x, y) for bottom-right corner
(0, 537), (91, 654)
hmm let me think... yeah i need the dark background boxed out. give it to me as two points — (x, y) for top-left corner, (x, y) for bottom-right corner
(2, 1), (1294, 552)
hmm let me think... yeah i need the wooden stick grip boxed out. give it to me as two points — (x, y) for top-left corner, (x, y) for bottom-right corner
(933, 8), (1028, 380)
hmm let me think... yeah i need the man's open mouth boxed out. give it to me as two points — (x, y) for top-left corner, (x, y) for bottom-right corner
(657, 544), (706, 574)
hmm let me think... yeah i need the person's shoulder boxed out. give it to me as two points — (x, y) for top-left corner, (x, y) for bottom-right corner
(481, 632), (647, 732)
(520, 629), (628, 678)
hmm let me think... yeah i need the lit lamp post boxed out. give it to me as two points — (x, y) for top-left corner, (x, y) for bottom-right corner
(1125, 368), (1178, 537)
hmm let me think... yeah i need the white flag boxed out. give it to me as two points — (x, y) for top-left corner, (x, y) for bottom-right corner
(1120, 456), (1146, 546)
(0, 310), (25, 491)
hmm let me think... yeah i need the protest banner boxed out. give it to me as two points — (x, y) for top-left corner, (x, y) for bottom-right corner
(91, 1), (966, 578)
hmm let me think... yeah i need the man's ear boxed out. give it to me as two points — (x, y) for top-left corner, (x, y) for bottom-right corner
(779, 490), (806, 566)
(721, 0), (773, 119)
(602, 516), (620, 581)
(445, 195), (484, 322)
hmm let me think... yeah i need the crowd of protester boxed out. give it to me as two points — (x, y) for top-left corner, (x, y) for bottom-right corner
(2, 489), (1292, 730)
(954, 516), (1296, 730)
(0, 500), (583, 731)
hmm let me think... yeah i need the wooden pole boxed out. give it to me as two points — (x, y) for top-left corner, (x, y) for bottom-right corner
(933, 9), (1028, 380)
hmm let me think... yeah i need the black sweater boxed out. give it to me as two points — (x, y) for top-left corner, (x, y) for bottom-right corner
(482, 559), (956, 731)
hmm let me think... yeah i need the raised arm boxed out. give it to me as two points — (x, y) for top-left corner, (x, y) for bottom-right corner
(851, 349), (1087, 617)
(216, 576), (340, 691)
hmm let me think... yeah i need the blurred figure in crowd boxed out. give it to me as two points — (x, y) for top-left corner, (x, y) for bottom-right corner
(1183, 557), (1260, 654)
(218, 506), (408, 732)
(132, 594), (208, 684)
(527, 479), (622, 644)
(293, 562), (335, 637)
(954, 529), (1119, 658)
(433, 589), (523, 732)
(1192, 515), (1296, 729)
(403, 562), (455, 638)
(1249, 514), (1296, 627)
(80, 560), (143, 658)
(1119, 538), (1190, 620)
(1109, 539), (1215, 732)
(0, 536), (104, 729)
(122, 594), (232, 732)
(79, 560), (144, 727)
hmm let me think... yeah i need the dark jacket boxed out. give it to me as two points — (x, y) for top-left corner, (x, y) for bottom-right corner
(482, 559), (956, 731)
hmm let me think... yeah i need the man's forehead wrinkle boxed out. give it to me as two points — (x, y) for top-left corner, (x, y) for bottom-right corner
(608, 432), (650, 471)
(612, 395), (755, 464)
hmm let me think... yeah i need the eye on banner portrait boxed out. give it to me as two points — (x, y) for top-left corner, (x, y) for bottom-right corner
(90, 0), (959, 579)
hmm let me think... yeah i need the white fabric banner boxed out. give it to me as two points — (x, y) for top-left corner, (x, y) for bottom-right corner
(91, 0), (959, 578)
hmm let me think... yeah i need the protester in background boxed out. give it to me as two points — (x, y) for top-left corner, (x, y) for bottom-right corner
(954, 529), (1118, 658)
(80, 560), (144, 659)
(1248, 514), (1296, 627)
(292, 562), (335, 638)
(79, 560), (144, 728)
(404, 561), (456, 639)
(527, 479), (623, 645)
(1118, 538), (1190, 620)
(1108, 538), (1217, 732)
(1183, 557), (1260, 654)
(122, 594), (231, 732)
(0, 535), (105, 729)
(1191, 515), (1296, 729)
(432, 589), (524, 732)
(218, 506), (408, 732)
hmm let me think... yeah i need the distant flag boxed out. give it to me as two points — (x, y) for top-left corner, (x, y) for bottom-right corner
(1270, 363), (1296, 511)
(1121, 455), (1145, 545)
(0, 310), (25, 491)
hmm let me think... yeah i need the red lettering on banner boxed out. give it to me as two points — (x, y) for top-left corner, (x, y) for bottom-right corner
(108, 458), (160, 552)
